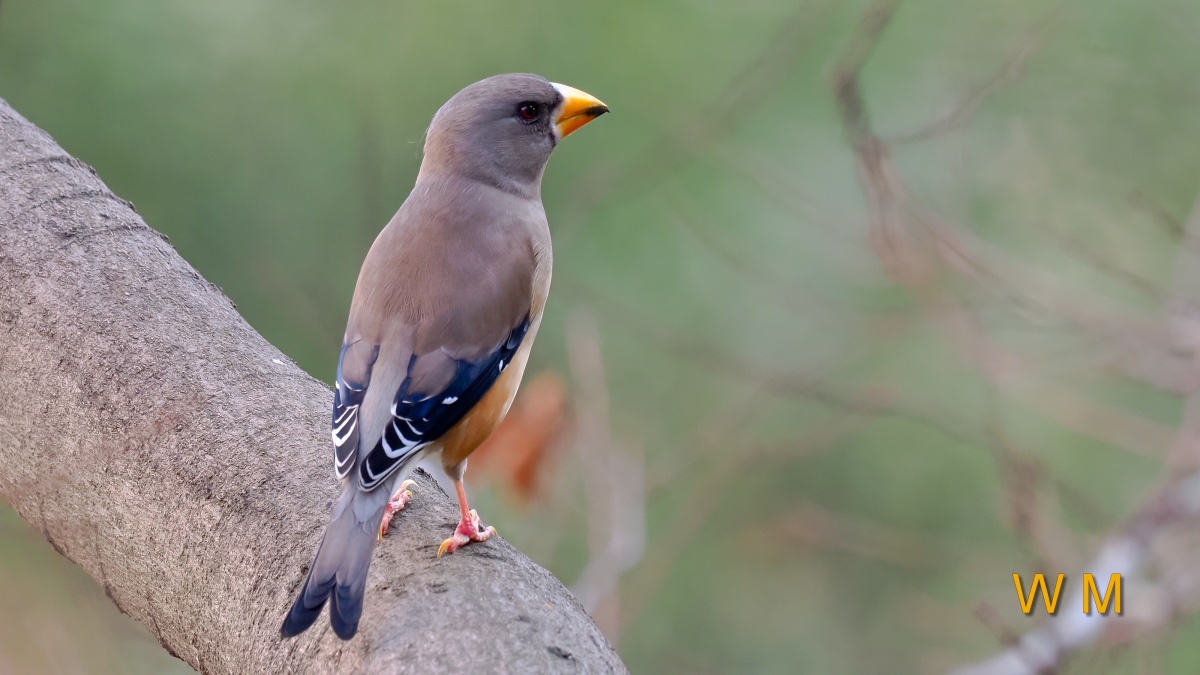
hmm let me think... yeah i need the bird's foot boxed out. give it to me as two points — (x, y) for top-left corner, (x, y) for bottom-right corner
(437, 509), (495, 558)
(378, 480), (417, 541)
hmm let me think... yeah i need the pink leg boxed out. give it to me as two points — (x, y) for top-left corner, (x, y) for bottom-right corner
(437, 479), (496, 558)
(378, 479), (416, 540)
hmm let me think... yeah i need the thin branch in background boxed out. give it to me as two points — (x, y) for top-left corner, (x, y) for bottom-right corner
(1129, 189), (1187, 242)
(612, 385), (772, 631)
(559, 0), (838, 225)
(920, 210), (1144, 338)
(981, 389), (1062, 572)
(745, 501), (963, 570)
(566, 309), (646, 643)
(715, 140), (868, 247)
(1039, 221), (1165, 301)
(1051, 475), (1119, 533)
(1162, 193), (1200, 473)
(643, 385), (767, 494)
(827, 0), (899, 150)
(1004, 370), (1176, 459)
(972, 601), (1022, 650)
(1109, 338), (1198, 396)
(561, 274), (986, 447)
(886, 23), (1053, 145)
(722, 139), (1142, 337)
(658, 189), (809, 315)
(618, 413), (869, 635)
(656, 185), (855, 321)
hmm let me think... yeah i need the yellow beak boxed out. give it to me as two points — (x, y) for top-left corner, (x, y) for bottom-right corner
(550, 83), (609, 140)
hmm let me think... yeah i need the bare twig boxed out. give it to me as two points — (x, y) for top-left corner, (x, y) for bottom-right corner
(561, 274), (984, 446)
(1128, 189), (1186, 241)
(887, 25), (1052, 145)
(558, 0), (837, 226)
(619, 414), (868, 633)
(566, 310), (646, 643)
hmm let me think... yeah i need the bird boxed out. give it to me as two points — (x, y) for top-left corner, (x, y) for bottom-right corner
(280, 73), (608, 641)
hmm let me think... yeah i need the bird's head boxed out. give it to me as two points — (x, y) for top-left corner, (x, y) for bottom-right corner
(420, 73), (608, 195)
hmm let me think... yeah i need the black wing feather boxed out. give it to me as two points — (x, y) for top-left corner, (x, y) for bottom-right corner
(359, 316), (530, 490)
(331, 342), (379, 479)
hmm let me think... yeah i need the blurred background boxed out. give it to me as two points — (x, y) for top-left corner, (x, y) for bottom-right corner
(4, 0), (1200, 672)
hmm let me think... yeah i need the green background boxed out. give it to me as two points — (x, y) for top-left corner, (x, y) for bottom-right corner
(3, 0), (1200, 672)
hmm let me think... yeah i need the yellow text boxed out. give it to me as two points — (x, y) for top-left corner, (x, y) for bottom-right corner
(1082, 573), (1122, 615)
(1012, 573), (1064, 614)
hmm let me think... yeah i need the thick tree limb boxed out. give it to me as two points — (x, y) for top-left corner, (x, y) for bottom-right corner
(0, 100), (626, 675)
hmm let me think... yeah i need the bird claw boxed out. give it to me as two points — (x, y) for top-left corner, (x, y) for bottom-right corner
(437, 509), (496, 558)
(378, 480), (417, 541)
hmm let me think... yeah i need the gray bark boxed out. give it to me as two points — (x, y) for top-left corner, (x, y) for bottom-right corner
(0, 99), (626, 675)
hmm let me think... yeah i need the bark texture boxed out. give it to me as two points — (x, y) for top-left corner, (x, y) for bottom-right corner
(0, 99), (626, 675)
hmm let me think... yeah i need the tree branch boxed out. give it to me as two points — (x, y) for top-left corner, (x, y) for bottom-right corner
(0, 99), (626, 674)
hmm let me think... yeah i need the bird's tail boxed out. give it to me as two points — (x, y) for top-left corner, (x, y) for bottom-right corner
(281, 484), (382, 640)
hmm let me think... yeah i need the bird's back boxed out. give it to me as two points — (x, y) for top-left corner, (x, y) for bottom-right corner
(345, 172), (551, 471)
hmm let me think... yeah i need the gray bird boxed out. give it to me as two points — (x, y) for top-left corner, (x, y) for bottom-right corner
(281, 73), (608, 640)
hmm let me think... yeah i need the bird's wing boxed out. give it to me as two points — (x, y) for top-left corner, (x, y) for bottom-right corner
(358, 315), (531, 490)
(331, 339), (379, 479)
(341, 175), (542, 490)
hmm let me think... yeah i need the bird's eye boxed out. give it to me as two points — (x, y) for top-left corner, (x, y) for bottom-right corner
(517, 103), (540, 122)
